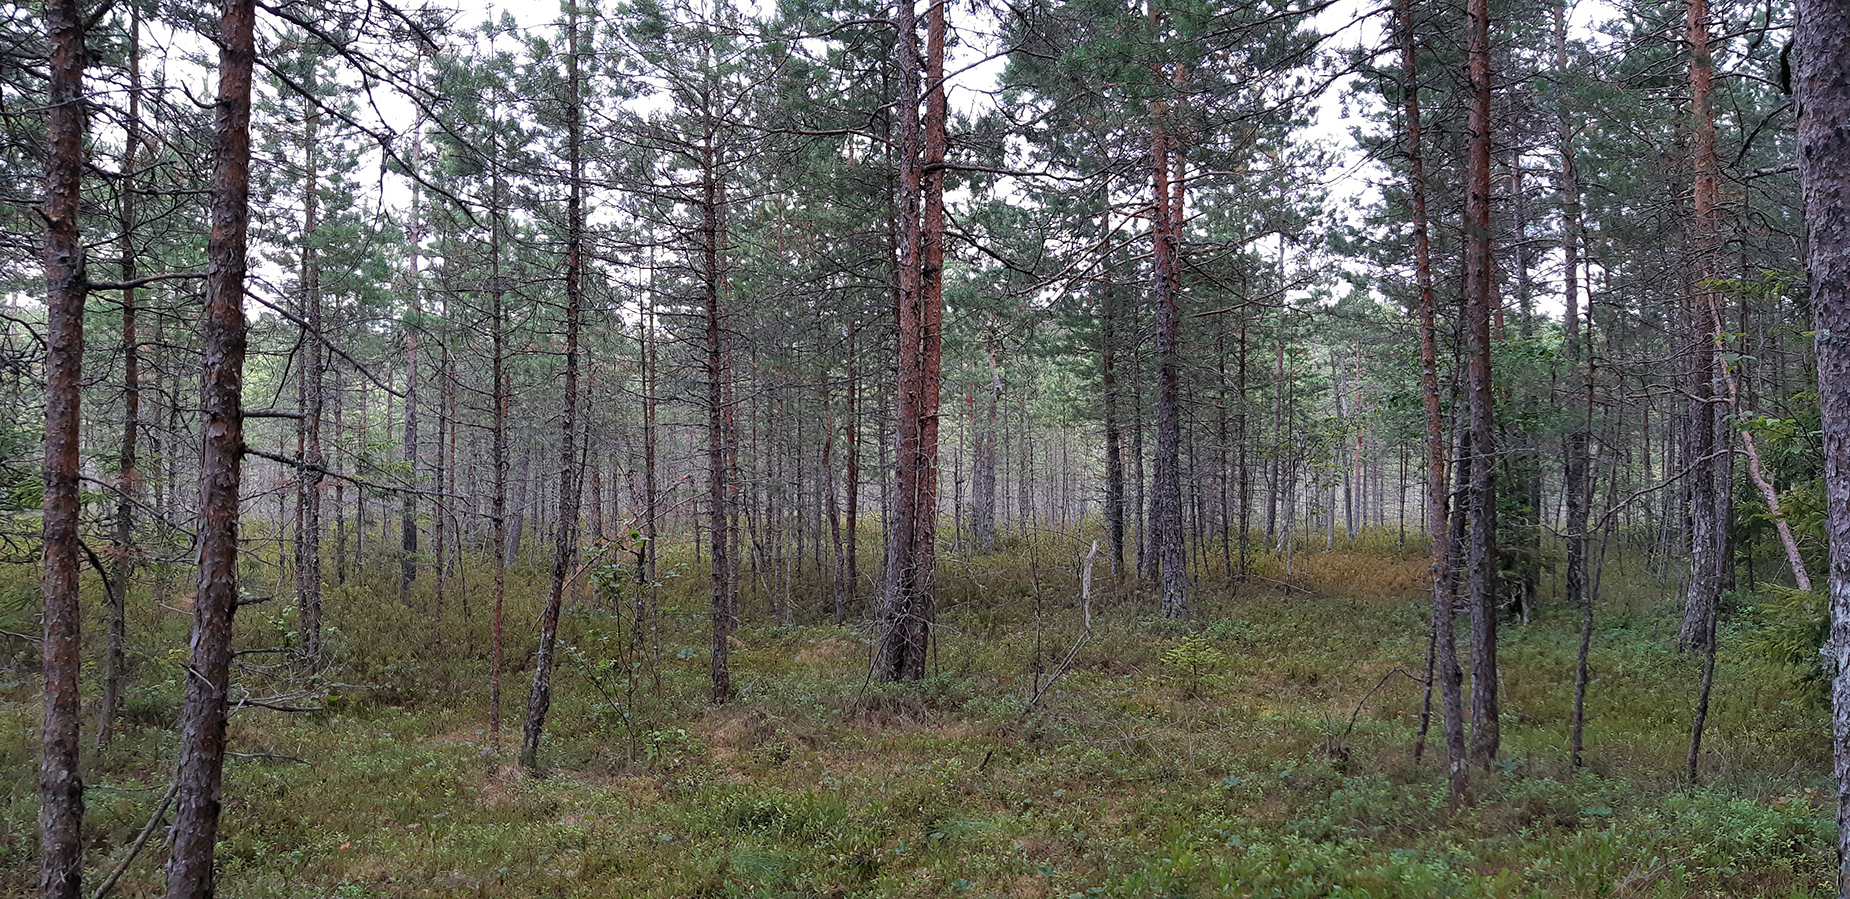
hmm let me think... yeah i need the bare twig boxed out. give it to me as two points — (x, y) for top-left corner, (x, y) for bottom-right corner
(90, 779), (177, 899)
(1249, 574), (1314, 595)
(1342, 667), (1426, 738)
(231, 697), (323, 714)
(1022, 541), (1099, 719)
(86, 271), (205, 291)
(228, 751), (308, 764)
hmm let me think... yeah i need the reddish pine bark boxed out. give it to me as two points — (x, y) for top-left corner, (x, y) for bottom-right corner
(167, 0), (255, 894)
(876, 0), (946, 681)
(1682, 0), (1725, 782)
(1149, 110), (1189, 619)
(1463, 0), (1501, 770)
(919, 0), (946, 622)
(40, 0), (86, 894)
(1679, 0), (1724, 653)
(1400, 0), (1466, 800)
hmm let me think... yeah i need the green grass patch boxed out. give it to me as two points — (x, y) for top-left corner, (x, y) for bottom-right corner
(0, 538), (1834, 897)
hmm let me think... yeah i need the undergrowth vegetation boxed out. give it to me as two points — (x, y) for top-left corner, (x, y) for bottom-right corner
(0, 533), (1834, 897)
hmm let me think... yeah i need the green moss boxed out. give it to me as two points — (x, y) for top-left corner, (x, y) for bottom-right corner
(0, 543), (1833, 897)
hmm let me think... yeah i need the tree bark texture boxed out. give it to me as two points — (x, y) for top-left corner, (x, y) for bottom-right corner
(40, 0), (86, 894)
(297, 98), (325, 662)
(1401, 0), (1466, 800)
(167, 0), (255, 893)
(1103, 274), (1126, 580)
(525, 9), (584, 766)
(490, 133), (509, 739)
(1149, 71), (1190, 619)
(876, 0), (946, 681)
(1679, 0), (1724, 652)
(101, 3), (142, 747)
(974, 339), (1000, 553)
(1463, 0), (1501, 769)
(705, 86), (736, 701)
(1795, 0), (1850, 888)
(1554, 0), (1597, 768)
(401, 73), (424, 602)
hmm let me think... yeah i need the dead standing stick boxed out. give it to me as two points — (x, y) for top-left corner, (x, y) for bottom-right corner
(1023, 541), (1099, 719)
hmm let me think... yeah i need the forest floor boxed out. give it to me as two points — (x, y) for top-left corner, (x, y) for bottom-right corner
(0, 535), (1836, 897)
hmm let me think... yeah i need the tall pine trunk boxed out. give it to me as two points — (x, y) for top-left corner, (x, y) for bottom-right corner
(297, 96), (325, 662)
(40, 0), (87, 893)
(167, 0), (255, 891)
(1557, 0), (1596, 768)
(1796, 0), (1850, 882)
(489, 115), (509, 740)
(1463, 0), (1501, 770)
(1679, 0), (1723, 654)
(1148, 41), (1189, 618)
(100, 3), (142, 746)
(401, 76), (424, 603)
(845, 325), (860, 609)
(1103, 252), (1126, 580)
(974, 338), (1000, 553)
(876, 0), (947, 681)
(1681, 0), (1724, 780)
(705, 76), (737, 700)
(524, 7), (584, 767)
(1401, 0), (1466, 799)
